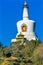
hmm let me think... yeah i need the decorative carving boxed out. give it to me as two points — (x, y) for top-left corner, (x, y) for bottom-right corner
(21, 24), (27, 32)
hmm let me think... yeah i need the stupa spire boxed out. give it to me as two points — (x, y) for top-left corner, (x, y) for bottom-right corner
(23, 0), (29, 20)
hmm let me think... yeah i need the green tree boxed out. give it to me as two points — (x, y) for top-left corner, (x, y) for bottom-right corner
(32, 43), (43, 65)
(0, 42), (4, 58)
(3, 46), (10, 57)
(0, 42), (2, 48)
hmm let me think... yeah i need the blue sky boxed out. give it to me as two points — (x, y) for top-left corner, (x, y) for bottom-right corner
(0, 0), (43, 47)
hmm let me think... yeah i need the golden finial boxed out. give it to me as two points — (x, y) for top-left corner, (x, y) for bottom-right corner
(24, 0), (28, 8)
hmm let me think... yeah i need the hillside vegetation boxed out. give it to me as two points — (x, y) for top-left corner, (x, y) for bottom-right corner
(0, 40), (43, 65)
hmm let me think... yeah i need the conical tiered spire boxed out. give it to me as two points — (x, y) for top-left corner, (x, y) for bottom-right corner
(23, 1), (29, 20)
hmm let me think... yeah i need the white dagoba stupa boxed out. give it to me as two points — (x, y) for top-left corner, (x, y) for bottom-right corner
(11, 1), (38, 42)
